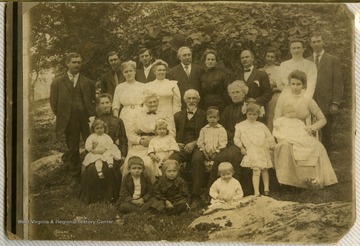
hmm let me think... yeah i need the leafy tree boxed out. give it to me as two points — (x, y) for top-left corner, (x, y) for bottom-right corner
(28, 2), (353, 104)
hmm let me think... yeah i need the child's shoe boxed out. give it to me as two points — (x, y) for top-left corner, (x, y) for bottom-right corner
(98, 171), (105, 179)
(264, 191), (270, 196)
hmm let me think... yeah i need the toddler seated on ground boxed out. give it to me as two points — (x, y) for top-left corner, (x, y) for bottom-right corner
(209, 162), (244, 204)
(148, 160), (190, 215)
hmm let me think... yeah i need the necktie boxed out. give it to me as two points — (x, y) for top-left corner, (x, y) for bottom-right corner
(244, 69), (251, 72)
(70, 76), (76, 87)
(114, 72), (119, 85)
(187, 111), (194, 115)
(147, 111), (156, 115)
(184, 65), (190, 77)
(315, 55), (320, 67)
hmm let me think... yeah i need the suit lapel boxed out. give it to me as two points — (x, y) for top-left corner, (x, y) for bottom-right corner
(64, 74), (73, 92)
(318, 53), (329, 72)
(246, 69), (257, 84)
(179, 64), (188, 79)
(179, 110), (187, 140)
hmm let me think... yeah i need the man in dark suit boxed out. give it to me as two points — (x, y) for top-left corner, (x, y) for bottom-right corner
(170, 89), (207, 208)
(235, 50), (272, 122)
(307, 33), (343, 150)
(100, 51), (125, 98)
(135, 48), (156, 83)
(50, 52), (96, 187)
(168, 46), (204, 108)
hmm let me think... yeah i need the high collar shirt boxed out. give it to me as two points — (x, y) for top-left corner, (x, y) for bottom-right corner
(197, 123), (227, 155)
(67, 72), (79, 87)
(187, 107), (197, 120)
(313, 49), (325, 63)
(244, 65), (254, 81)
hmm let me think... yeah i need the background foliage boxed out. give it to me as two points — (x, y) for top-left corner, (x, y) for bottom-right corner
(28, 2), (353, 105)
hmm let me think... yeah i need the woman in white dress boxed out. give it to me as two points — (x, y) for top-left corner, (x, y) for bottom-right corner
(274, 70), (337, 188)
(121, 92), (176, 183)
(146, 59), (181, 117)
(112, 61), (145, 133)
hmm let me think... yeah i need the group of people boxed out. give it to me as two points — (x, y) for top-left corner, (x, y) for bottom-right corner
(49, 32), (343, 213)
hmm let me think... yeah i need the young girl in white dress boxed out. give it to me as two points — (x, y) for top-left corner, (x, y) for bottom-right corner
(209, 162), (244, 205)
(234, 103), (275, 196)
(83, 119), (121, 178)
(147, 119), (180, 177)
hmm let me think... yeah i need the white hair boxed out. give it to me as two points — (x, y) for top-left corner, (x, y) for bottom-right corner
(183, 89), (200, 100)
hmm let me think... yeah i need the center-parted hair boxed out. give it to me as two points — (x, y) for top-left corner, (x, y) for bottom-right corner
(120, 60), (137, 73)
(151, 59), (169, 73)
(91, 119), (108, 133)
(227, 80), (249, 95)
(97, 93), (113, 104)
(288, 69), (307, 88)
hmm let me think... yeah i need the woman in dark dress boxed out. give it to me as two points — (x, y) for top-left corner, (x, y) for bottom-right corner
(199, 49), (231, 111)
(78, 93), (128, 204)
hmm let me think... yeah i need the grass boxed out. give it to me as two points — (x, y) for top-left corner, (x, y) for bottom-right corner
(28, 99), (354, 241)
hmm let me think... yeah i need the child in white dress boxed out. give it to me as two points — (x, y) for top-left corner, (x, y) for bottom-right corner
(147, 119), (180, 177)
(234, 103), (275, 196)
(83, 119), (121, 178)
(197, 107), (227, 172)
(209, 162), (244, 204)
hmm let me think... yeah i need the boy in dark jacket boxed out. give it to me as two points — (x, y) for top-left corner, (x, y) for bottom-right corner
(117, 156), (152, 213)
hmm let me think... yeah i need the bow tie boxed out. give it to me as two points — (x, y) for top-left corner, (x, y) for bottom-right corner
(147, 111), (156, 115)
(187, 111), (194, 115)
(244, 69), (251, 72)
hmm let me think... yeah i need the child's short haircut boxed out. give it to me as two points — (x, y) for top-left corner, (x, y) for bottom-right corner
(91, 119), (108, 133)
(246, 103), (261, 114)
(218, 162), (234, 175)
(206, 106), (220, 117)
(155, 118), (169, 135)
(162, 159), (180, 173)
(128, 156), (145, 169)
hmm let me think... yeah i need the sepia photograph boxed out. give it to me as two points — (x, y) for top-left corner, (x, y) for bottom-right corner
(12, 1), (356, 243)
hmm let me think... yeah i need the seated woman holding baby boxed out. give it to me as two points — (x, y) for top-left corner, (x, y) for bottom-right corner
(273, 70), (337, 188)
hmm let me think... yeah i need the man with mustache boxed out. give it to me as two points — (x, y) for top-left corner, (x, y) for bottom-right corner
(170, 89), (207, 209)
(235, 50), (272, 122)
(100, 51), (125, 98)
(168, 46), (204, 109)
(50, 52), (96, 188)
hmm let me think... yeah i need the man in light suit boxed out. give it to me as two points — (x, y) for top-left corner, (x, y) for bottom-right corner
(170, 89), (207, 209)
(50, 53), (96, 187)
(307, 33), (343, 150)
(135, 48), (156, 83)
(100, 51), (125, 98)
(235, 50), (272, 120)
(168, 46), (204, 108)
